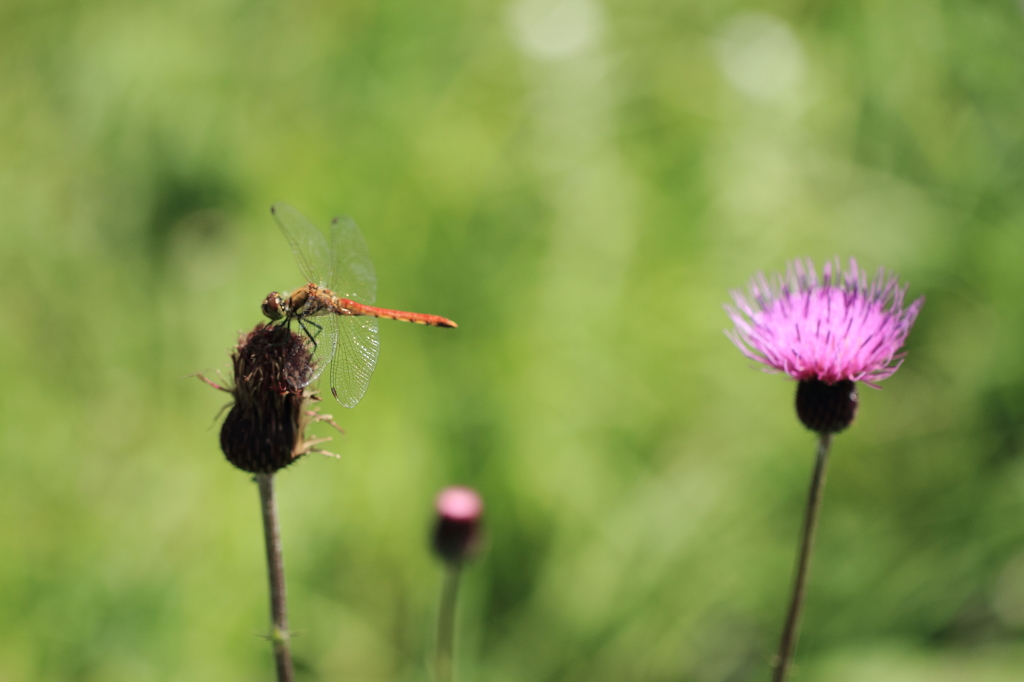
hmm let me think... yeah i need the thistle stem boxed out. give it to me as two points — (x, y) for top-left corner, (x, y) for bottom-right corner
(256, 473), (295, 682)
(772, 432), (833, 682)
(435, 563), (462, 682)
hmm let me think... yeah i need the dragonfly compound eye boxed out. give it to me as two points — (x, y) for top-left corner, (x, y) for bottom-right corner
(261, 293), (285, 321)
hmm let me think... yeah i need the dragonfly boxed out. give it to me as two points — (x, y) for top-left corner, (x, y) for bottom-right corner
(261, 203), (457, 407)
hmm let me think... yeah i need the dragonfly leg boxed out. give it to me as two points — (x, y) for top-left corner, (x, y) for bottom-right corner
(297, 317), (325, 354)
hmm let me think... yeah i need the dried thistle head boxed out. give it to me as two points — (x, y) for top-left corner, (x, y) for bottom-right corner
(202, 323), (337, 474)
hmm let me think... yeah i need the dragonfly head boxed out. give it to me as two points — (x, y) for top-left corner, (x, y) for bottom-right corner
(261, 292), (286, 321)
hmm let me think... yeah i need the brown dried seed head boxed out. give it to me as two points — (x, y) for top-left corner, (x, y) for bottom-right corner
(216, 324), (322, 474)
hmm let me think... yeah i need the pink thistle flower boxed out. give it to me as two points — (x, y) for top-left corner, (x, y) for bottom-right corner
(726, 258), (924, 389)
(726, 259), (925, 678)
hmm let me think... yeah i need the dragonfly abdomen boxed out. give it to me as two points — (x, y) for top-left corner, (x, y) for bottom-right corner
(339, 298), (458, 328)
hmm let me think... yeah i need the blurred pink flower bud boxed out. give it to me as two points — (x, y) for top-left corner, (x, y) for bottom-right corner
(432, 487), (483, 564)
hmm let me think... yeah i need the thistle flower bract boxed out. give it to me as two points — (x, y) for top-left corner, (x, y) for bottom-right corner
(726, 258), (924, 388)
(209, 323), (332, 473)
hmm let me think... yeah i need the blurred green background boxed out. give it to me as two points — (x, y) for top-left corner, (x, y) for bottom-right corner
(2, 0), (1024, 680)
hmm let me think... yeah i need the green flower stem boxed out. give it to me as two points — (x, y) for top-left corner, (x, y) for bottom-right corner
(257, 473), (295, 682)
(435, 562), (463, 682)
(772, 432), (833, 682)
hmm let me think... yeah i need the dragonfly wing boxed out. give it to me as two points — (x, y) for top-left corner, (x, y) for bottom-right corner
(271, 203), (334, 287)
(328, 215), (377, 304)
(293, 313), (339, 389)
(329, 315), (380, 407)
